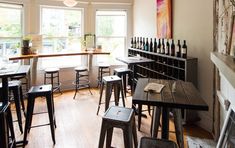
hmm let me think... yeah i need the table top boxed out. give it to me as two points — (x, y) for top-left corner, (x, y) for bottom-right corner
(9, 49), (110, 60)
(116, 56), (154, 65)
(0, 65), (30, 78)
(132, 78), (208, 111)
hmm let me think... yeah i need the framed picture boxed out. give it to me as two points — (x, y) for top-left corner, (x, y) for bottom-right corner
(156, 0), (172, 38)
(228, 12), (235, 56)
(84, 34), (96, 49)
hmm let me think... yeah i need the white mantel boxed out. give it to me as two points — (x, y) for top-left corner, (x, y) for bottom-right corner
(211, 52), (235, 127)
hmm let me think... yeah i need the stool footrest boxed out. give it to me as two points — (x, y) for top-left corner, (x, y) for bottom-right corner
(30, 123), (50, 129)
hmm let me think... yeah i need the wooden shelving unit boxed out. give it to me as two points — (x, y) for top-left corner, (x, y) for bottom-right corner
(128, 48), (198, 87)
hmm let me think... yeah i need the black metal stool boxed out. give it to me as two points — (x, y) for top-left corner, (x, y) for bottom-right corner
(23, 85), (56, 146)
(73, 66), (92, 99)
(0, 80), (25, 133)
(11, 75), (29, 97)
(138, 137), (177, 148)
(97, 63), (110, 88)
(44, 68), (62, 94)
(98, 106), (138, 148)
(114, 68), (133, 97)
(96, 75), (125, 115)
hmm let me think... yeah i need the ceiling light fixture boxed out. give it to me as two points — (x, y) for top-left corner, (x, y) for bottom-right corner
(63, 0), (78, 7)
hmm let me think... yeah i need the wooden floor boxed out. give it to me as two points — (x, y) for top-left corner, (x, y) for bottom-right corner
(12, 88), (212, 148)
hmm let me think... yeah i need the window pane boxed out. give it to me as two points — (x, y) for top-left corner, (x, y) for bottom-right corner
(96, 37), (125, 57)
(96, 11), (126, 37)
(0, 3), (22, 57)
(42, 8), (82, 38)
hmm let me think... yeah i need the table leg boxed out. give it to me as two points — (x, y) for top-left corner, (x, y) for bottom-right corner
(161, 107), (169, 139)
(1, 77), (9, 104)
(151, 106), (161, 138)
(137, 104), (142, 131)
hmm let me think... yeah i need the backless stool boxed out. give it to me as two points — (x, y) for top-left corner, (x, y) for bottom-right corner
(138, 137), (177, 148)
(0, 80), (25, 133)
(98, 106), (138, 148)
(96, 75), (125, 115)
(97, 63), (110, 88)
(23, 85), (56, 146)
(44, 68), (62, 94)
(114, 68), (133, 97)
(73, 66), (92, 99)
(11, 75), (29, 97)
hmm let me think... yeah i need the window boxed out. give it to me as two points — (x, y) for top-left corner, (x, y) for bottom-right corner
(96, 10), (127, 62)
(40, 6), (83, 68)
(0, 3), (22, 57)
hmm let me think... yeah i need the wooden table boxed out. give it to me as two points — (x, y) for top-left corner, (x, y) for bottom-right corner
(0, 65), (30, 147)
(132, 78), (208, 139)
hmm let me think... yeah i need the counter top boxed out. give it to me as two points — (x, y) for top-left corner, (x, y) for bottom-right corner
(211, 52), (235, 88)
(9, 49), (110, 60)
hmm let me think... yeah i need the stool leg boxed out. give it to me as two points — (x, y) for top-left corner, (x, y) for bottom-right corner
(28, 97), (36, 133)
(57, 72), (62, 94)
(51, 92), (57, 128)
(97, 68), (101, 88)
(123, 74), (127, 98)
(120, 82), (125, 107)
(98, 120), (107, 148)
(138, 104), (142, 131)
(123, 126), (133, 148)
(132, 115), (138, 148)
(44, 73), (46, 84)
(19, 85), (26, 117)
(106, 127), (113, 148)
(113, 84), (119, 106)
(7, 106), (16, 148)
(173, 109), (184, 148)
(97, 82), (104, 115)
(151, 106), (161, 138)
(46, 94), (56, 144)
(73, 72), (79, 99)
(12, 88), (23, 133)
(51, 73), (54, 92)
(105, 83), (112, 111)
(23, 97), (35, 146)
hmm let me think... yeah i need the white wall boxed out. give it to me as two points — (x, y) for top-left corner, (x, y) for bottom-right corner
(133, 0), (213, 132)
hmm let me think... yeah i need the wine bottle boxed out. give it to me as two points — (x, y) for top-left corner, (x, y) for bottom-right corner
(161, 38), (165, 54)
(157, 38), (161, 53)
(170, 39), (175, 56)
(145, 38), (149, 51)
(142, 38), (145, 50)
(154, 38), (157, 53)
(136, 37), (139, 49)
(176, 40), (181, 57)
(130, 37), (133, 48)
(133, 37), (136, 48)
(182, 40), (187, 58)
(140, 37), (143, 50)
(165, 39), (170, 55)
(149, 38), (153, 52)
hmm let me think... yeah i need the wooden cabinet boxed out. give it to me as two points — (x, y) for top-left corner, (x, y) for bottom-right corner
(128, 48), (198, 87)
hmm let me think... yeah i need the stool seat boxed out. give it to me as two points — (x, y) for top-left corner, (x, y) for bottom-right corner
(74, 66), (88, 72)
(138, 137), (177, 148)
(0, 80), (21, 88)
(45, 68), (60, 73)
(28, 85), (52, 96)
(114, 68), (132, 73)
(98, 63), (110, 68)
(104, 106), (133, 123)
(103, 75), (122, 83)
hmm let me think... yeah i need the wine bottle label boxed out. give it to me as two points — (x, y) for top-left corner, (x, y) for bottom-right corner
(182, 48), (186, 54)
(176, 46), (180, 52)
(165, 48), (168, 54)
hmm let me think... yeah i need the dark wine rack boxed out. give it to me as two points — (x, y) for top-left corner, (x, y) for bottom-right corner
(128, 48), (198, 87)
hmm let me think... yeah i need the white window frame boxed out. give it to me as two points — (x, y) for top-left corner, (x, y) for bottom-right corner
(39, 5), (84, 69)
(0, 2), (23, 56)
(95, 10), (127, 63)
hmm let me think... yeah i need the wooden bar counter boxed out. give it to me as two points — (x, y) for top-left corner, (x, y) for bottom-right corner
(9, 49), (110, 85)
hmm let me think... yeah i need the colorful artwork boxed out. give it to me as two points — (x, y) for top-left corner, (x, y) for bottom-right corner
(156, 0), (172, 38)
